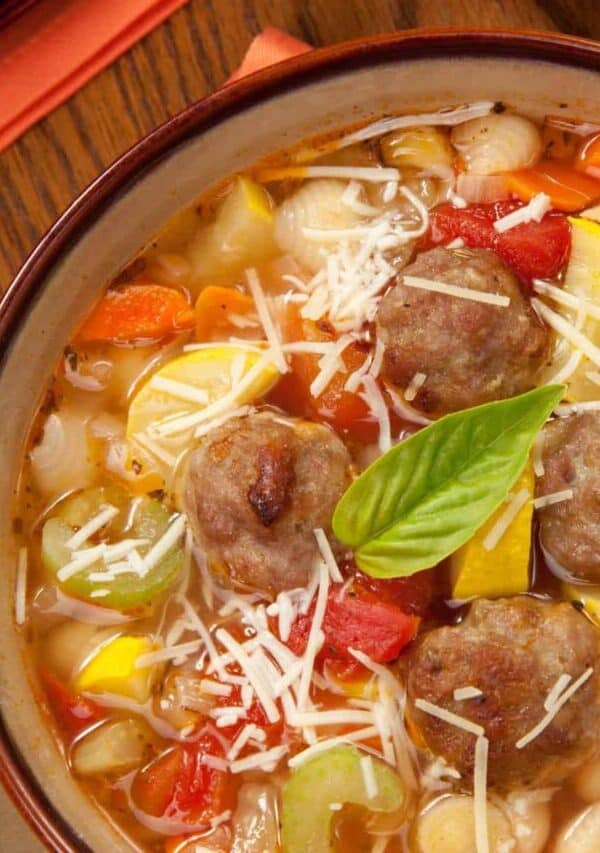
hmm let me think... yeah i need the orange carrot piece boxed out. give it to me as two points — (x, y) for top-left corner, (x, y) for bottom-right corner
(194, 285), (254, 341)
(78, 283), (195, 344)
(504, 160), (600, 213)
(576, 133), (600, 179)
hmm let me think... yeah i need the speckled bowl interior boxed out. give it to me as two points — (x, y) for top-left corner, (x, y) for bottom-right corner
(0, 33), (598, 851)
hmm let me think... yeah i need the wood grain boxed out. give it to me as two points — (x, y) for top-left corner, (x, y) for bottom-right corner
(0, 0), (597, 293)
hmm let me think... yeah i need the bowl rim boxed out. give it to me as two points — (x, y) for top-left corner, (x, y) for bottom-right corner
(1, 26), (599, 852)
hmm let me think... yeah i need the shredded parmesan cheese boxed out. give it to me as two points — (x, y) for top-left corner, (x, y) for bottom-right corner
(149, 376), (209, 404)
(386, 385), (432, 426)
(288, 726), (380, 768)
(533, 279), (600, 321)
(543, 673), (572, 711)
(360, 755), (378, 799)
(493, 193), (551, 233)
(289, 709), (375, 727)
(309, 335), (354, 398)
(532, 489), (574, 509)
(369, 338), (385, 379)
(532, 431), (545, 477)
(229, 744), (289, 774)
(483, 489), (530, 551)
(227, 724), (266, 761)
(215, 627), (280, 723)
(258, 165), (400, 183)
(151, 353), (280, 437)
(135, 640), (200, 668)
(403, 275), (510, 307)
(65, 504), (119, 551)
(359, 374), (392, 452)
(245, 268), (287, 373)
(314, 528), (344, 583)
(143, 514), (186, 572)
(554, 400), (600, 416)
(404, 372), (427, 402)
(516, 667), (594, 749)
(453, 686), (484, 701)
(295, 560), (329, 711)
(15, 547), (27, 626)
(414, 698), (485, 737)
(474, 735), (490, 853)
(532, 298), (600, 369)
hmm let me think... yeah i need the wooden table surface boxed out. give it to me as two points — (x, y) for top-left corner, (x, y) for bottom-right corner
(0, 0), (599, 294)
(0, 0), (598, 849)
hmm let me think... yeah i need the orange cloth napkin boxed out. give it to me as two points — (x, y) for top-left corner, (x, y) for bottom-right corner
(0, 0), (190, 152)
(0, 11), (310, 153)
(227, 26), (311, 82)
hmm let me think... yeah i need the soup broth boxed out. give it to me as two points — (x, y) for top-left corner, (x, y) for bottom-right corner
(12, 101), (600, 852)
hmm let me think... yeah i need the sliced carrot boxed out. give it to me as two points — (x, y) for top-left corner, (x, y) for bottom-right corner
(78, 283), (195, 344)
(194, 285), (254, 341)
(576, 133), (600, 179)
(504, 160), (600, 213)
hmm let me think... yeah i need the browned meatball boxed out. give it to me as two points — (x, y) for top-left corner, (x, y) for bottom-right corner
(376, 247), (549, 414)
(183, 412), (352, 594)
(536, 413), (600, 582)
(406, 597), (600, 788)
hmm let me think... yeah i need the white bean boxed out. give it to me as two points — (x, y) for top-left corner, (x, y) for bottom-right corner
(502, 791), (552, 853)
(572, 759), (600, 804)
(555, 803), (600, 853)
(413, 794), (514, 853)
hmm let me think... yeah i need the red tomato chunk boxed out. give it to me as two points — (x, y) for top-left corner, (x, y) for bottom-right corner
(131, 729), (231, 823)
(424, 200), (571, 285)
(287, 584), (420, 665)
(41, 671), (103, 737)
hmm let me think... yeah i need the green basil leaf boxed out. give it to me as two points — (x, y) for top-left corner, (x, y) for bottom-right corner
(332, 385), (564, 578)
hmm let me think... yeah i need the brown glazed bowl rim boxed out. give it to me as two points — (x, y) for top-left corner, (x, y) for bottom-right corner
(0, 27), (599, 853)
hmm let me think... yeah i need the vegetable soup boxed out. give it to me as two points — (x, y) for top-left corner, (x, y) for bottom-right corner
(13, 100), (600, 852)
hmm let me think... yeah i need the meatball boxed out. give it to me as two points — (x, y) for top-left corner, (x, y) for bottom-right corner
(183, 412), (352, 594)
(376, 247), (549, 414)
(536, 413), (600, 582)
(406, 597), (600, 788)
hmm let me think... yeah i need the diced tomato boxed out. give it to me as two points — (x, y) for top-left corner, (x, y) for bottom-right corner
(424, 200), (571, 285)
(287, 585), (419, 666)
(40, 670), (103, 737)
(268, 306), (379, 443)
(131, 729), (232, 823)
(214, 684), (283, 749)
(351, 567), (435, 617)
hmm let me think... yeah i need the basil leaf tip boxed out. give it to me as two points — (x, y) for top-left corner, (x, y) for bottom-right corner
(332, 384), (565, 579)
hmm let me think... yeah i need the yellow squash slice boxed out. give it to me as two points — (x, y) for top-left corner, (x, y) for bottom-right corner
(541, 216), (600, 401)
(450, 461), (534, 600)
(75, 635), (160, 703)
(125, 345), (280, 485)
